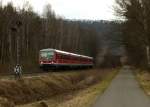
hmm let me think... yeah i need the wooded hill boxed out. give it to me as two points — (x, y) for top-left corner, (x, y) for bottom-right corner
(0, 3), (123, 72)
(77, 20), (124, 67)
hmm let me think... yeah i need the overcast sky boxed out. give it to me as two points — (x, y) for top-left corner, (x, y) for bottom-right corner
(2, 0), (116, 20)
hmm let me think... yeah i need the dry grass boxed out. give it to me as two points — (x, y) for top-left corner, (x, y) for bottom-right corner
(136, 70), (150, 96)
(0, 68), (118, 107)
(17, 68), (118, 107)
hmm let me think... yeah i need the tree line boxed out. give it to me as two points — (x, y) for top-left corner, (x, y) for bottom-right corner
(0, 3), (98, 72)
(115, 0), (150, 68)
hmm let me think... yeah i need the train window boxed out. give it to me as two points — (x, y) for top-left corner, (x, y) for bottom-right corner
(56, 54), (61, 59)
(59, 54), (68, 60)
(40, 51), (54, 60)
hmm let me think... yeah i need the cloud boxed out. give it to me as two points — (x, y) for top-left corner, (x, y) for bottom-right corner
(2, 0), (116, 20)
(49, 0), (116, 20)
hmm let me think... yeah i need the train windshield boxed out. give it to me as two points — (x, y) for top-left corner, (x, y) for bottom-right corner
(40, 51), (54, 60)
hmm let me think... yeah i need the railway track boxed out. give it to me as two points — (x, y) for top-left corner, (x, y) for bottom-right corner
(0, 71), (54, 80)
(0, 69), (91, 80)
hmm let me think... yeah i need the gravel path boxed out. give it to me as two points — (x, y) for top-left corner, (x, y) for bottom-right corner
(93, 66), (150, 107)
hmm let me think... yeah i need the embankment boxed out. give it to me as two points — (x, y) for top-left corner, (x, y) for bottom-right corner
(0, 69), (117, 106)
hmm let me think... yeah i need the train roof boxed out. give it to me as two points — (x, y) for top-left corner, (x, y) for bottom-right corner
(40, 48), (93, 59)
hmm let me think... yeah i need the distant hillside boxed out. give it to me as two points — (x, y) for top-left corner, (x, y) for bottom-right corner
(74, 20), (124, 67)
(70, 20), (124, 56)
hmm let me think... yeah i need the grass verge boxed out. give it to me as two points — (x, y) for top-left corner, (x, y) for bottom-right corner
(61, 68), (119, 107)
(136, 70), (150, 96)
(18, 68), (119, 107)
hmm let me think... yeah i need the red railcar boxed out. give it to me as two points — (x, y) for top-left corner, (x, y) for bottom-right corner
(39, 48), (93, 70)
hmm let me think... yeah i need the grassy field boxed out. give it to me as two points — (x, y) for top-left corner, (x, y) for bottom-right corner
(17, 68), (119, 107)
(136, 70), (150, 96)
(0, 68), (119, 107)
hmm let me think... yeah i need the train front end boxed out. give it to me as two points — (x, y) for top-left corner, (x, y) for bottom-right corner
(39, 49), (55, 70)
